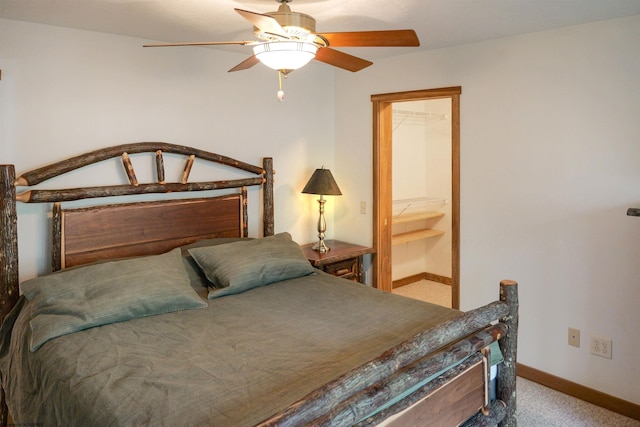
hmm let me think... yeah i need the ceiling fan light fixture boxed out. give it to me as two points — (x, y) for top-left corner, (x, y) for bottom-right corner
(253, 41), (318, 71)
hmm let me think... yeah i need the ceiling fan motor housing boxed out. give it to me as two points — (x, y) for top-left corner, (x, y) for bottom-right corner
(256, 3), (317, 41)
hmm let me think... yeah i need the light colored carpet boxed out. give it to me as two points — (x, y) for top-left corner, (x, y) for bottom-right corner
(394, 281), (640, 425)
(517, 377), (640, 426)
(392, 280), (452, 308)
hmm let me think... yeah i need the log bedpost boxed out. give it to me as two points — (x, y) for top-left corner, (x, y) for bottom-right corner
(263, 158), (274, 237)
(52, 202), (63, 272)
(497, 279), (519, 427)
(0, 164), (19, 427)
(0, 165), (19, 321)
(241, 187), (249, 238)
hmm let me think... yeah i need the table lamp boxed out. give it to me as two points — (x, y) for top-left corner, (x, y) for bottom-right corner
(302, 167), (342, 253)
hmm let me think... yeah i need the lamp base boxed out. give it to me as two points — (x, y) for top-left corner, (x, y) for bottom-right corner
(312, 238), (330, 253)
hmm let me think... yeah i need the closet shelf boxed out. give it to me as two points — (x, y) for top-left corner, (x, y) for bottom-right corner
(392, 228), (445, 245)
(392, 211), (444, 224)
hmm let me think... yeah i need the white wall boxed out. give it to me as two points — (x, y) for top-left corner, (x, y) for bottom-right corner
(0, 19), (336, 280)
(334, 15), (640, 404)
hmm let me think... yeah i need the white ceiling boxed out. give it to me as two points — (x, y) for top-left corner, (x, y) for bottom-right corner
(2, 0), (640, 61)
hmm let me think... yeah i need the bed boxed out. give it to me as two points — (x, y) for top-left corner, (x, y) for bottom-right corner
(0, 143), (518, 427)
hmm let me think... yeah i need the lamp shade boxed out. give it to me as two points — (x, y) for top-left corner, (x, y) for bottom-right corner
(302, 167), (342, 196)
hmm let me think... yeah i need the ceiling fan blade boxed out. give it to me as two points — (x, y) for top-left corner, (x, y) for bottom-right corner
(143, 41), (254, 47)
(314, 48), (373, 72)
(234, 8), (290, 39)
(228, 55), (261, 73)
(318, 30), (420, 47)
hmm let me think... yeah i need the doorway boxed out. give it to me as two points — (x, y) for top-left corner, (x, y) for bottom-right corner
(371, 87), (461, 309)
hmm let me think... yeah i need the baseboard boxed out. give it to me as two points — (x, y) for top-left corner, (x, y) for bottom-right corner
(392, 272), (452, 289)
(423, 272), (453, 286)
(393, 273), (426, 289)
(517, 363), (640, 421)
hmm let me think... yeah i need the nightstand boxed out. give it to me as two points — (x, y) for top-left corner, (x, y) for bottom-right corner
(301, 240), (375, 284)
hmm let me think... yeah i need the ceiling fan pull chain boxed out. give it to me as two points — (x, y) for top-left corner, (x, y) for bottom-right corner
(277, 71), (285, 102)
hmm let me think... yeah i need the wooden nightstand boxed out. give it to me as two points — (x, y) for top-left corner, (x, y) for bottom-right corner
(301, 240), (375, 284)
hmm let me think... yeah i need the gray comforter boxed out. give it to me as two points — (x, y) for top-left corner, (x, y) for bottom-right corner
(1, 273), (459, 426)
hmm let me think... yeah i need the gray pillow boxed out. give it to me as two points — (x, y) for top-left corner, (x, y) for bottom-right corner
(181, 238), (255, 298)
(21, 248), (207, 352)
(188, 232), (316, 299)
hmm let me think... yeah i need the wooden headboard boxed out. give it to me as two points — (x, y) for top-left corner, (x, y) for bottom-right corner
(55, 194), (246, 270)
(0, 142), (274, 326)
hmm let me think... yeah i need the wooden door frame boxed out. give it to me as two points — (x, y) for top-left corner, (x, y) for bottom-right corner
(371, 86), (461, 309)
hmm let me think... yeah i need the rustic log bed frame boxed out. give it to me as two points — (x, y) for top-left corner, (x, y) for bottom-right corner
(0, 143), (518, 427)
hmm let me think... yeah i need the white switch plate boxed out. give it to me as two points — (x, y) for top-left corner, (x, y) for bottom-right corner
(568, 328), (580, 347)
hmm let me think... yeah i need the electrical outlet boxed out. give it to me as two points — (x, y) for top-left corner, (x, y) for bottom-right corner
(590, 336), (612, 359)
(360, 201), (367, 214)
(568, 328), (580, 347)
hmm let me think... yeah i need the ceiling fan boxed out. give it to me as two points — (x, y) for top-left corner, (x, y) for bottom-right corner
(143, 0), (420, 75)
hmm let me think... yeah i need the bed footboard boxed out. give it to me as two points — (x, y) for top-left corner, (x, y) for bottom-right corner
(257, 280), (519, 427)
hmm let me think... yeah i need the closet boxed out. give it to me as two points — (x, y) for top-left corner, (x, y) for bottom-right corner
(372, 86), (460, 308)
(391, 99), (453, 290)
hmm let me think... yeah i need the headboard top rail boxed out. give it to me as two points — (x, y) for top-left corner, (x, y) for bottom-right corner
(11, 142), (271, 204)
(15, 142), (265, 187)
